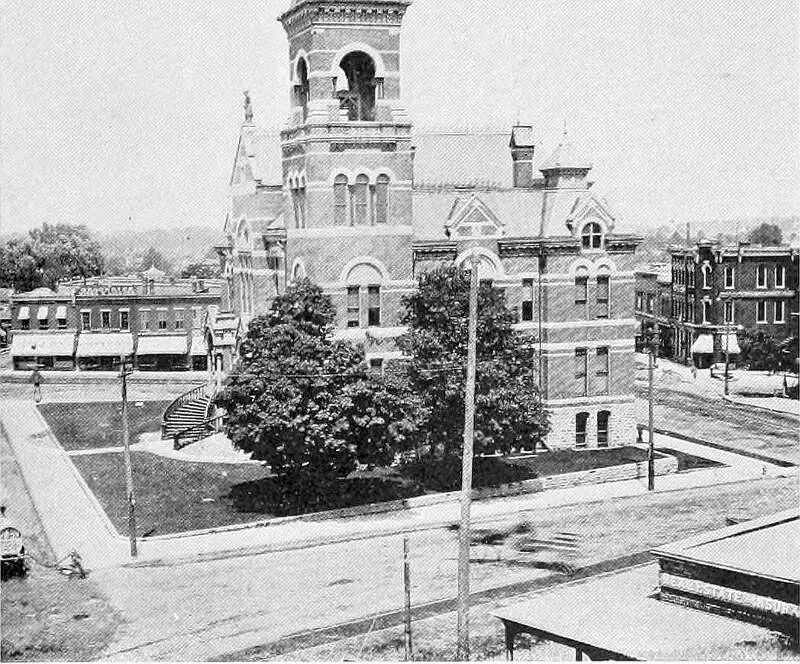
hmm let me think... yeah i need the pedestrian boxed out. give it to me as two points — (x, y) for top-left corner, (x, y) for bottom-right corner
(690, 364), (697, 381)
(31, 366), (42, 403)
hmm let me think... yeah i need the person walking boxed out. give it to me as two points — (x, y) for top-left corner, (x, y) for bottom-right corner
(31, 366), (42, 403)
(690, 363), (697, 381)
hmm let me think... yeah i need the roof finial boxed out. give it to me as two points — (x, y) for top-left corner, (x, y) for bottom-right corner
(243, 90), (253, 123)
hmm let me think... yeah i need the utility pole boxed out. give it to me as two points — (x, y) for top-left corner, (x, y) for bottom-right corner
(120, 357), (138, 557)
(647, 342), (655, 491)
(457, 253), (480, 661)
(403, 537), (413, 661)
(724, 324), (731, 396)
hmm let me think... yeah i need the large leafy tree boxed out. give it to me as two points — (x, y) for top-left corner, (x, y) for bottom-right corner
(216, 279), (422, 494)
(397, 265), (549, 458)
(0, 223), (105, 291)
(748, 222), (783, 246)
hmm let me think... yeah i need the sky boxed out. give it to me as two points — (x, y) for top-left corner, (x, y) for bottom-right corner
(1, 0), (798, 235)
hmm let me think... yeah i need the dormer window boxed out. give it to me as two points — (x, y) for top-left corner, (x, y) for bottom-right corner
(581, 222), (603, 250)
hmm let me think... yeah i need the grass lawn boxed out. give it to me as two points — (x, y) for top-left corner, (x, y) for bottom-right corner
(507, 446), (650, 476)
(656, 447), (724, 471)
(1, 430), (120, 661)
(38, 401), (170, 451)
(70, 452), (271, 536)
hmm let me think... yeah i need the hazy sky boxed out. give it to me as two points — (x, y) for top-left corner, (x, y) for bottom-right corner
(1, 0), (798, 234)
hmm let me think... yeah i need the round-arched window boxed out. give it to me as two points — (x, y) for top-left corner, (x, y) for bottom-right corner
(581, 222), (603, 249)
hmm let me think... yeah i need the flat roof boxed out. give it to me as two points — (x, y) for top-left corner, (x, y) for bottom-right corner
(493, 565), (783, 661)
(653, 509), (799, 583)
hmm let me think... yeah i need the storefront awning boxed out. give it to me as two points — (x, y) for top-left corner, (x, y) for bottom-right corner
(36, 306), (49, 320)
(720, 333), (741, 355)
(136, 335), (187, 355)
(690, 334), (714, 355)
(10, 333), (76, 357)
(17, 306), (30, 321)
(76, 332), (134, 357)
(55, 305), (67, 319)
(190, 334), (207, 356)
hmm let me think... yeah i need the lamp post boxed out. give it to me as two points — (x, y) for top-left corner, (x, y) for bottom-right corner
(647, 335), (656, 491)
(119, 357), (137, 557)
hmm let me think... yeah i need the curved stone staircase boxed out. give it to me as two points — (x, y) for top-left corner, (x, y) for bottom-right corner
(160, 384), (221, 450)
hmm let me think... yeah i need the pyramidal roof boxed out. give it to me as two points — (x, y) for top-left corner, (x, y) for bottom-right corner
(539, 131), (592, 171)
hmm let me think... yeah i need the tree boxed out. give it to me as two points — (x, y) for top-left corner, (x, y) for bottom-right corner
(748, 223), (783, 246)
(215, 279), (422, 501)
(180, 261), (221, 279)
(0, 223), (104, 291)
(397, 265), (549, 459)
(138, 246), (172, 274)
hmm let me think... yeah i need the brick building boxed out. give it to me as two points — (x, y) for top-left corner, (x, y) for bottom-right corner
(634, 241), (799, 368)
(209, 0), (642, 450)
(9, 269), (221, 371)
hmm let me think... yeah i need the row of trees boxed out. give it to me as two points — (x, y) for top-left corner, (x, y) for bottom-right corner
(0, 224), (221, 291)
(216, 267), (550, 492)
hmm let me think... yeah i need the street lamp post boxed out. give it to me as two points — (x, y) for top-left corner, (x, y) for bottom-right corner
(647, 340), (655, 491)
(119, 357), (138, 557)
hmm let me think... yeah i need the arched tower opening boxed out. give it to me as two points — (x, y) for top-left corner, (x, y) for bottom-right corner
(295, 57), (309, 120)
(337, 51), (376, 121)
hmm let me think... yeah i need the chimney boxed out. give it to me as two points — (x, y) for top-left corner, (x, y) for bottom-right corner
(685, 222), (691, 246)
(510, 125), (535, 188)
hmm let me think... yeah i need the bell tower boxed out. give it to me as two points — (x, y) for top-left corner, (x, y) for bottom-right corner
(278, 0), (414, 231)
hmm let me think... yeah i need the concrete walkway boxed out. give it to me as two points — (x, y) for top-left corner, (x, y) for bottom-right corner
(2, 398), (795, 572)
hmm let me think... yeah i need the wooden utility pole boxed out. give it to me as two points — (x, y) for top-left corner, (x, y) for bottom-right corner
(120, 358), (138, 557)
(724, 324), (731, 396)
(457, 254), (480, 661)
(647, 346), (655, 491)
(403, 537), (413, 661)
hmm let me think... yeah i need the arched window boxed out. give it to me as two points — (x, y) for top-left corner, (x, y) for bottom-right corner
(353, 174), (369, 225)
(597, 411), (610, 447)
(702, 263), (712, 289)
(581, 222), (603, 249)
(575, 412), (589, 448)
(334, 174), (348, 225)
(295, 58), (309, 121)
(374, 174), (389, 224)
(337, 52), (376, 121)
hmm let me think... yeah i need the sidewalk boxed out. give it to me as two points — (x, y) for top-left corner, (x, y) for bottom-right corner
(3, 399), (794, 571)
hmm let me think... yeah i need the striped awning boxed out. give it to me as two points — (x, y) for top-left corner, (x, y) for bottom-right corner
(17, 306), (30, 320)
(136, 335), (187, 355)
(76, 333), (134, 357)
(10, 333), (76, 357)
(190, 333), (208, 356)
(37, 306), (49, 320)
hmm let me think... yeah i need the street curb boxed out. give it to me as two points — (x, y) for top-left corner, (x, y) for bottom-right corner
(648, 426), (797, 468)
(210, 552), (656, 662)
(722, 395), (800, 419)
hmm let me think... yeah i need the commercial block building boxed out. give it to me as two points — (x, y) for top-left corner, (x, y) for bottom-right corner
(9, 269), (221, 371)
(208, 0), (642, 450)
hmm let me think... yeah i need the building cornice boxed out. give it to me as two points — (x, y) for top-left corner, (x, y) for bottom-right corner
(279, 1), (412, 37)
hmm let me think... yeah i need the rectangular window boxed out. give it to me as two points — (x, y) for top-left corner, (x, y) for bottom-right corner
(756, 264), (767, 289)
(347, 286), (360, 328)
(688, 267), (695, 288)
(724, 301), (734, 324)
(596, 276), (610, 318)
(595, 347), (609, 395)
(140, 310), (150, 331)
(521, 279), (534, 321)
(20, 319), (30, 330)
(369, 358), (384, 375)
(646, 294), (654, 314)
(702, 266), (711, 289)
(101, 310), (111, 329)
(724, 265), (735, 289)
(636, 292), (643, 312)
(374, 176), (389, 224)
(57, 317), (67, 329)
(353, 176), (369, 225)
(574, 276), (588, 305)
(367, 286), (381, 327)
(157, 310), (168, 330)
(756, 300), (767, 323)
(39, 317), (49, 330)
(575, 348), (588, 396)
(81, 311), (91, 331)
(702, 300), (712, 323)
(775, 300), (785, 323)
(575, 412), (589, 448)
(775, 266), (786, 289)
(119, 310), (129, 330)
(174, 309), (184, 330)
